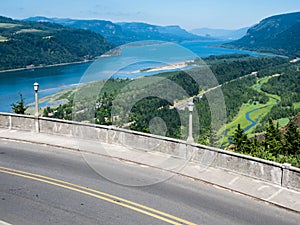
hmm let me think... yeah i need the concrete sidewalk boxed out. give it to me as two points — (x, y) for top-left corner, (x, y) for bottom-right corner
(0, 128), (299, 213)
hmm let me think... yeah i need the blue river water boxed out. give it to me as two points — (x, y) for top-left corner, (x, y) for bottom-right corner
(0, 40), (266, 112)
(244, 107), (266, 132)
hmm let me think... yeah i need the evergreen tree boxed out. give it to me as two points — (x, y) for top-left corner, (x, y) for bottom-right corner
(11, 93), (28, 114)
(209, 128), (219, 147)
(284, 121), (300, 156)
(264, 119), (283, 155)
(232, 124), (250, 153)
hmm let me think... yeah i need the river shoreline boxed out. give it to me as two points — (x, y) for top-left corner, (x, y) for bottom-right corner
(0, 59), (94, 74)
(0, 47), (122, 74)
(0, 40), (273, 113)
(130, 61), (193, 74)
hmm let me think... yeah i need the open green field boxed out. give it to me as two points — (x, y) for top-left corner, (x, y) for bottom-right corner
(0, 23), (21, 28)
(0, 35), (7, 42)
(259, 76), (272, 84)
(277, 118), (290, 127)
(218, 102), (273, 144)
(16, 29), (43, 34)
(294, 102), (300, 109)
(218, 75), (281, 146)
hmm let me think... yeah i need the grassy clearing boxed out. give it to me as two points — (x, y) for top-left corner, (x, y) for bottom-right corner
(259, 76), (271, 84)
(0, 35), (7, 42)
(16, 29), (43, 34)
(218, 102), (272, 141)
(218, 75), (281, 146)
(265, 92), (280, 101)
(245, 105), (273, 133)
(253, 76), (280, 98)
(294, 102), (300, 109)
(0, 23), (21, 28)
(277, 118), (290, 128)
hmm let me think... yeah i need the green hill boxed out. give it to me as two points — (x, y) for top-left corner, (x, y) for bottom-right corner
(0, 16), (112, 70)
(25, 17), (212, 46)
(224, 12), (300, 57)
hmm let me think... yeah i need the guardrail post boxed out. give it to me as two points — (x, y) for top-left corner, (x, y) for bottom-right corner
(186, 143), (195, 161)
(281, 163), (291, 188)
(8, 115), (12, 130)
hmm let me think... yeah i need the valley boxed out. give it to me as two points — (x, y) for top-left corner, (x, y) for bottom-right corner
(1, 11), (300, 167)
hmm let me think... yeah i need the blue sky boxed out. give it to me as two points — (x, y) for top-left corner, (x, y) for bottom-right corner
(1, 0), (300, 30)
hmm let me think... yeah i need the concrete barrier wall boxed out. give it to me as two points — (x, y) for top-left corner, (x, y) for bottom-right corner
(191, 145), (283, 185)
(214, 151), (283, 185)
(0, 112), (299, 191)
(282, 164), (300, 190)
(0, 113), (35, 132)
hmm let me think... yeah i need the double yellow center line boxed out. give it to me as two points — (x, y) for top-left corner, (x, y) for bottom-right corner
(0, 166), (196, 225)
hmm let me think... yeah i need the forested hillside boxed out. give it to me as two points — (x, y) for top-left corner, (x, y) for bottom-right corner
(33, 55), (300, 166)
(25, 17), (210, 46)
(40, 55), (297, 137)
(0, 16), (112, 70)
(224, 12), (300, 57)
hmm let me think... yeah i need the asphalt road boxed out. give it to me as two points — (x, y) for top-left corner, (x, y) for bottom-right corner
(0, 140), (299, 225)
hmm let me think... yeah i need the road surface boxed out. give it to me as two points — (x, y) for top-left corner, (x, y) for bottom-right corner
(0, 140), (299, 225)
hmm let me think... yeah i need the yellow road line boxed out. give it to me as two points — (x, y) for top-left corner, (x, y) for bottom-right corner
(0, 166), (196, 225)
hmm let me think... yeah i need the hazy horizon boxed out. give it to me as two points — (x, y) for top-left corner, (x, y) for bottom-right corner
(1, 0), (300, 30)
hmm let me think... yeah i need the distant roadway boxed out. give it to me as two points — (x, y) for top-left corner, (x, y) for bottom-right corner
(0, 140), (299, 225)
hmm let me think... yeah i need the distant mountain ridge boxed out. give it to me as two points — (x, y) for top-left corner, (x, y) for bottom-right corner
(25, 16), (212, 45)
(0, 16), (112, 70)
(25, 16), (125, 46)
(190, 27), (248, 40)
(224, 11), (300, 57)
(117, 22), (206, 43)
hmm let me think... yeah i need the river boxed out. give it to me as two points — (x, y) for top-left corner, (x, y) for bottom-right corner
(0, 40), (265, 112)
